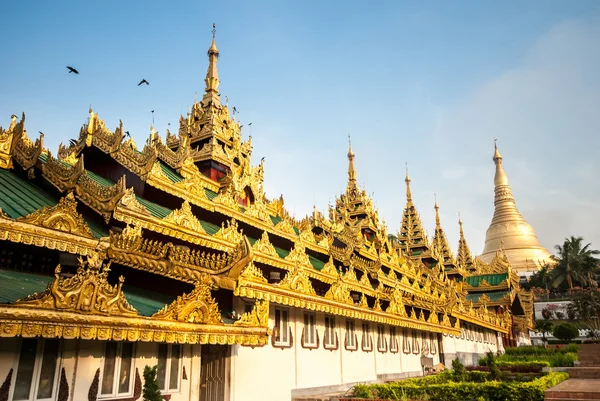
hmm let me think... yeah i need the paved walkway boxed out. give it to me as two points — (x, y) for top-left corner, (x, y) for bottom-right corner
(545, 379), (600, 400)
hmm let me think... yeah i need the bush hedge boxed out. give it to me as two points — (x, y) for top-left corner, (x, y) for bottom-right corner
(352, 372), (568, 401)
(494, 352), (577, 367)
(504, 344), (578, 356)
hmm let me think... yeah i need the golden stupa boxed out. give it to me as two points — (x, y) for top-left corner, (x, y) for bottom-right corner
(479, 141), (552, 276)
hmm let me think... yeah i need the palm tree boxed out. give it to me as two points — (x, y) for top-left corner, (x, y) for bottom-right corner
(529, 264), (553, 292)
(551, 236), (600, 289)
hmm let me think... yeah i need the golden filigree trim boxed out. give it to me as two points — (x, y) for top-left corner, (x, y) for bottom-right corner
(163, 201), (206, 234)
(14, 254), (137, 317)
(152, 276), (222, 324)
(18, 193), (94, 238)
(234, 300), (269, 328)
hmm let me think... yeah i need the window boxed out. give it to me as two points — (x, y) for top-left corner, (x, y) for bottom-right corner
(402, 330), (411, 354)
(430, 334), (437, 355)
(389, 327), (398, 353)
(100, 342), (135, 398)
(302, 313), (318, 348)
(12, 339), (61, 401)
(324, 316), (337, 349)
(377, 325), (387, 352)
(274, 308), (289, 346)
(362, 322), (372, 351)
(345, 320), (357, 350)
(411, 332), (420, 354)
(157, 344), (182, 392)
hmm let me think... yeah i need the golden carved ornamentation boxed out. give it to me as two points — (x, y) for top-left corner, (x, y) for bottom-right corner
(239, 261), (267, 283)
(359, 271), (371, 287)
(359, 293), (368, 308)
(14, 254), (137, 317)
(278, 265), (316, 296)
(386, 288), (408, 317)
(118, 187), (151, 215)
(343, 265), (359, 284)
(13, 128), (43, 174)
(153, 275), (222, 324)
(163, 201), (206, 234)
(18, 193), (94, 238)
(214, 218), (244, 244)
(388, 269), (397, 282)
(252, 231), (278, 258)
(76, 173), (126, 223)
(234, 300), (270, 328)
(42, 153), (85, 192)
(325, 277), (353, 305)
(321, 257), (337, 276)
(275, 218), (297, 235)
(0, 113), (24, 169)
(373, 297), (382, 311)
(285, 242), (313, 270)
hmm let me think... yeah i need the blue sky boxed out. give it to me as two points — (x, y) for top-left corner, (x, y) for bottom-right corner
(2, 1), (599, 255)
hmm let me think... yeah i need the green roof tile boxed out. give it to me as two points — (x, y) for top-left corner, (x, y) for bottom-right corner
(308, 255), (325, 271)
(466, 291), (510, 303)
(204, 189), (218, 200)
(275, 247), (289, 259)
(136, 196), (172, 219)
(0, 169), (57, 218)
(465, 273), (508, 287)
(123, 285), (175, 316)
(85, 170), (115, 187)
(200, 220), (220, 235)
(159, 162), (183, 183)
(270, 215), (283, 226)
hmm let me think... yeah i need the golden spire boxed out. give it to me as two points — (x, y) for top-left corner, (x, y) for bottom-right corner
(405, 163), (412, 203)
(457, 213), (474, 270)
(434, 193), (440, 227)
(347, 135), (356, 184)
(202, 23), (221, 106)
(480, 140), (552, 275)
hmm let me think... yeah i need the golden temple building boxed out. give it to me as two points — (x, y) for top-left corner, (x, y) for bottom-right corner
(0, 29), (533, 401)
(479, 142), (553, 277)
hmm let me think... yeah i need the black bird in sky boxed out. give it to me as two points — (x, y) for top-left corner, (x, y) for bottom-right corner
(66, 66), (79, 74)
(125, 131), (131, 138)
(232, 106), (237, 114)
(38, 131), (44, 136)
(69, 139), (77, 147)
(138, 79), (149, 86)
(261, 157), (265, 162)
(248, 122), (252, 126)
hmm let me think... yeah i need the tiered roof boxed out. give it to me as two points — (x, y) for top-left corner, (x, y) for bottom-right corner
(431, 199), (463, 278)
(0, 29), (523, 345)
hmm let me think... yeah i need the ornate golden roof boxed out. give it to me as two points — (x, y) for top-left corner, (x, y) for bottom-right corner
(431, 198), (460, 273)
(480, 141), (552, 275)
(457, 215), (475, 271)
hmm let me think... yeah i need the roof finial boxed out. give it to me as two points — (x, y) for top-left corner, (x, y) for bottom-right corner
(347, 135), (356, 184)
(405, 163), (412, 202)
(434, 194), (440, 227)
(492, 138), (508, 186)
(203, 23), (221, 106)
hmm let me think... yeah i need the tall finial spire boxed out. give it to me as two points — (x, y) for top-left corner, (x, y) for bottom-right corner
(434, 194), (440, 227)
(405, 163), (412, 202)
(493, 138), (508, 186)
(203, 23), (221, 106)
(347, 135), (356, 184)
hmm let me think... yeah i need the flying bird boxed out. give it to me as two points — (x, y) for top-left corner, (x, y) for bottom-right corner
(248, 122), (252, 126)
(261, 157), (265, 162)
(69, 139), (78, 147)
(138, 79), (149, 86)
(38, 131), (44, 136)
(232, 106), (237, 114)
(125, 131), (131, 138)
(66, 66), (79, 74)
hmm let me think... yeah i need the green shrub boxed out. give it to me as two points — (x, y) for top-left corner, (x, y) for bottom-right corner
(356, 372), (568, 401)
(552, 323), (580, 342)
(549, 352), (578, 367)
(142, 365), (162, 401)
(504, 344), (578, 356)
(452, 358), (466, 381)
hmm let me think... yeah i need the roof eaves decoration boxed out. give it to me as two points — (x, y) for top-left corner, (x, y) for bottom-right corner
(12, 252), (137, 317)
(107, 225), (253, 288)
(0, 113), (24, 170)
(17, 192), (94, 239)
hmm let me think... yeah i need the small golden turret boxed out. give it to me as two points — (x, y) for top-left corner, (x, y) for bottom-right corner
(480, 140), (552, 275)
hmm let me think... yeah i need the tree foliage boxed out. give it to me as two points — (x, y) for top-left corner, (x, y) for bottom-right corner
(534, 319), (554, 342)
(551, 236), (600, 290)
(567, 289), (600, 341)
(142, 365), (162, 401)
(552, 322), (580, 342)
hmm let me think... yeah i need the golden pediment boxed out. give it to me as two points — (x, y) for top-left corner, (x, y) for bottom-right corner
(239, 261), (267, 283)
(163, 201), (206, 233)
(278, 266), (316, 296)
(325, 277), (353, 305)
(14, 253), (137, 317)
(214, 218), (244, 244)
(152, 275), (222, 324)
(252, 231), (278, 257)
(118, 187), (151, 215)
(234, 300), (270, 328)
(386, 288), (407, 317)
(321, 256), (337, 276)
(18, 192), (94, 238)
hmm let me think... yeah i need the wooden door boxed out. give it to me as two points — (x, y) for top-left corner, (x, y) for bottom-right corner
(199, 345), (229, 401)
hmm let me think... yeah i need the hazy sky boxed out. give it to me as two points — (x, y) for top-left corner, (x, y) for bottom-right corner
(2, 1), (599, 256)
